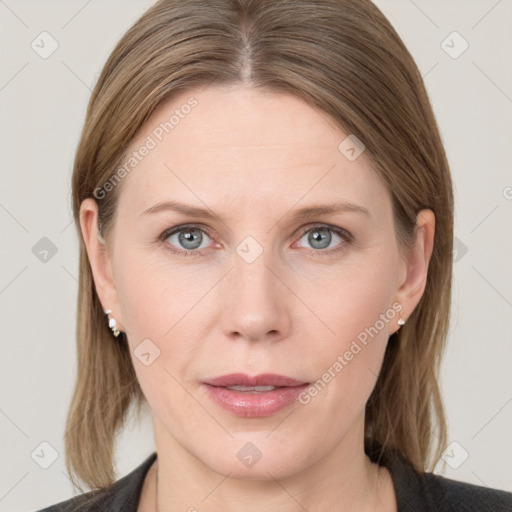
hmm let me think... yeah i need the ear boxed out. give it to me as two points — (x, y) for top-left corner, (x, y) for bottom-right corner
(391, 208), (435, 334)
(79, 198), (125, 332)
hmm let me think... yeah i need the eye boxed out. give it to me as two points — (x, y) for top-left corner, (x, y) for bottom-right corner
(159, 223), (351, 257)
(294, 225), (350, 254)
(161, 225), (214, 257)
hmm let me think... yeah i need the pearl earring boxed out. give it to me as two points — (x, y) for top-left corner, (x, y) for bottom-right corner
(104, 309), (121, 337)
(397, 318), (405, 326)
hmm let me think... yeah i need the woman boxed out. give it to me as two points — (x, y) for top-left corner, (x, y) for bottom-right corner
(36, 0), (512, 510)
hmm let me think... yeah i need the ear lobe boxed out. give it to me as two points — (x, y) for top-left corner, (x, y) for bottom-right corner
(393, 209), (436, 325)
(79, 198), (123, 330)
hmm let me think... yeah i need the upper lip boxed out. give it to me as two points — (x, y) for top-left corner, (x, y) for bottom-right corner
(203, 373), (308, 387)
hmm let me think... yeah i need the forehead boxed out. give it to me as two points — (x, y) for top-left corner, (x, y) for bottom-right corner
(116, 85), (390, 220)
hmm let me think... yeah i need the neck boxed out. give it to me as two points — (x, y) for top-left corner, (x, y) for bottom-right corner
(146, 416), (395, 512)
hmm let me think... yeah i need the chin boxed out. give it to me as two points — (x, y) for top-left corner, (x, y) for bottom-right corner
(191, 434), (313, 481)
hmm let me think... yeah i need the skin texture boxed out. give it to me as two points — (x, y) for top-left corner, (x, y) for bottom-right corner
(80, 84), (435, 511)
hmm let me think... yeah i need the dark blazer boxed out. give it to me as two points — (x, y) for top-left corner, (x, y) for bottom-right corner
(35, 451), (512, 511)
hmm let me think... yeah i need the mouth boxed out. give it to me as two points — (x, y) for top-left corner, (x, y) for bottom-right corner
(222, 385), (282, 393)
(204, 373), (309, 391)
(201, 373), (310, 417)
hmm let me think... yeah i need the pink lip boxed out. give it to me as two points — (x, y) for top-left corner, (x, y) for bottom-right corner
(204, 373), (306, 387)
(201, 373), (309, 418)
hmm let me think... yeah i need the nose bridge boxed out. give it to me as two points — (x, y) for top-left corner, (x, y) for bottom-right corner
(222, 233), (288, 342)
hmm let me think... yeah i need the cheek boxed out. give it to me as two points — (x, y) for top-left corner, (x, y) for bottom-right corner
(112, 246), (213, 380)
(311, 248), (398, 344)
(296, 251), (397, 413)
(113, 233), (399, 362)
(112, 251), (203, 427)
(113, 234), (397, 397)
(113, 243), (187, 338)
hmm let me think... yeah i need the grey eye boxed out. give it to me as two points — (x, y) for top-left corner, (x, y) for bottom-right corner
(166, 227), (211, 251)
(298, 227), (343, 250)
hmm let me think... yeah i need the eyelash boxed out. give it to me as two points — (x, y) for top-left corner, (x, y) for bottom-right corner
(159, 223), (352, 258)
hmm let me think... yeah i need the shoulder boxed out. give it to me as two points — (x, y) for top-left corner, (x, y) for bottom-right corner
(420, 471), (512, 511)
(378, 449), (512, 512)
(34, 453), (157, 512)
(34, 487), (115, 512)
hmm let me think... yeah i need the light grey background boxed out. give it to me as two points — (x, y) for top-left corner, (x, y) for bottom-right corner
(1, 0), (511, 510)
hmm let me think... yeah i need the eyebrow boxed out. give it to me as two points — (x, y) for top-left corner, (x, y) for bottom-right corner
(139, 200), (370, 221)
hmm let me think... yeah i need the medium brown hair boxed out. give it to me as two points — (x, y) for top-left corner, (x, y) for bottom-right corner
(66, 0), (453, 491)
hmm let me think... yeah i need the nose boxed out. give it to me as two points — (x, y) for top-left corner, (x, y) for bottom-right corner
(221, 249), (291, 344)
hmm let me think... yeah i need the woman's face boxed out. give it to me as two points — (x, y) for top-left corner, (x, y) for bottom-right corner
(82, 84), (433, 479)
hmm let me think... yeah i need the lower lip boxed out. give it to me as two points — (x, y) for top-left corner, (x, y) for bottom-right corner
(202, 383), (309, 417)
